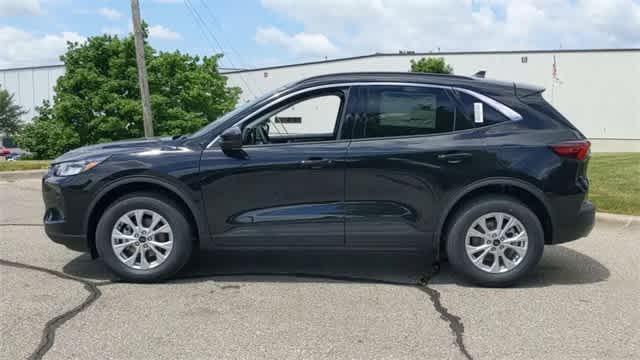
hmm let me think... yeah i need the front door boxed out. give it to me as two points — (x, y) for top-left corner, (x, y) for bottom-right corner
(199, 88), (353, 248)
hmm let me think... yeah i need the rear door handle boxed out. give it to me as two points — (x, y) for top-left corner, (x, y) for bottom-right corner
(437, 152), (472, 164)
(300, 157), (332, 168)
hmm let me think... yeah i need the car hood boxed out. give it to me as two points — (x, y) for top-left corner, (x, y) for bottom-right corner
(52, 137), (176, 163)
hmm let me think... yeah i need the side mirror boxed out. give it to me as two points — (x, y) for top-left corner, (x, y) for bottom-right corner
(219, 127), (243, 153)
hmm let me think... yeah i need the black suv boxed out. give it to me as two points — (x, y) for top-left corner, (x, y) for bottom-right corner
(43, 72), (595, 286)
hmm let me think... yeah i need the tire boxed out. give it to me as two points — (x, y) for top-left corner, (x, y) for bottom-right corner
(96, 192), (193, 282)
(445, 195), (544, 287)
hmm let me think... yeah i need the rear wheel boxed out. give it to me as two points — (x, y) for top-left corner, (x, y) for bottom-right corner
(96, 193), (193, 282)
(445, 195), (544, 287)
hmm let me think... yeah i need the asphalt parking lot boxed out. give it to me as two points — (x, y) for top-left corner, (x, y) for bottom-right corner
(1, 177), (638, 360)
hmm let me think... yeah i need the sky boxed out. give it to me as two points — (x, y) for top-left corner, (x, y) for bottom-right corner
(1, 0), (639, 69)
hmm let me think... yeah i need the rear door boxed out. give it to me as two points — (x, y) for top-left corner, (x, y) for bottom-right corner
(344, 84), (491, 251)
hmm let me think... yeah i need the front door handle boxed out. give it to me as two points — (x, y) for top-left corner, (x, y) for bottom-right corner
(437, 152), (472, 164)
(300, 157), (332, 169)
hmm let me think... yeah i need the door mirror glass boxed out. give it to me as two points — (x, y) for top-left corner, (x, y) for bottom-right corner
(219, 127), (243, 153)
(474, 102), (484, 124)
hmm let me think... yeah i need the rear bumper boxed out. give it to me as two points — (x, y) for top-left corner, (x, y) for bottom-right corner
(550, 200), (595, 244)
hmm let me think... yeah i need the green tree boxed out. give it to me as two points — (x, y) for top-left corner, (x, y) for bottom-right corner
(0, 87), (27, 137)
(410, 57), (453, 74)
(16, 101), (80, 159)
(18, 31), (240, 158)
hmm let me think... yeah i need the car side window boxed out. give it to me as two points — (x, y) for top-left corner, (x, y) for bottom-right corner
(455, 91), (509, 127)
(242, 92), (344, 146)
(268, 95), (341, 136)
(356, 86), (456, 139)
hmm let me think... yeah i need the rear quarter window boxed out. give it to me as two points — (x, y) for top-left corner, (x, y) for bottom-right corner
(454, 91), (510, 127)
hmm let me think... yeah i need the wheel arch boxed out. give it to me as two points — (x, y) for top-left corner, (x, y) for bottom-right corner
(85, 176), (208, 258)
(436, 178), (554, 257)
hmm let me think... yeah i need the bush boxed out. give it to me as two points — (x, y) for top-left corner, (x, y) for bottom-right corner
(410, 57), (453, 74)
(16, 101), (80, 159)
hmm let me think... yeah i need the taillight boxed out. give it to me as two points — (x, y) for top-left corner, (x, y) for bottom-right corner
(550, 140), (591, 160)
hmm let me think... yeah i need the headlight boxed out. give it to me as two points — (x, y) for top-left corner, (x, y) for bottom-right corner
(51, 157), (109, 177)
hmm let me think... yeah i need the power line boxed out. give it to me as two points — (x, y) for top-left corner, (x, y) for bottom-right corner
(198, 0), (253, 69)
(183, 0), (258, 99)
(181, 1), (290, 134)
(182, 0), (229, 68)
(189, 1), (290, 136)
(193, 1), (287, 131)
(185, 0), (226, 61)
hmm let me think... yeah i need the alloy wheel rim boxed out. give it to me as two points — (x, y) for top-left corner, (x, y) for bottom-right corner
(111, 209), (174, 270)
(464, 212), (528, 273)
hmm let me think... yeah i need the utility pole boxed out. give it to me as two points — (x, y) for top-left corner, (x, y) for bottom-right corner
(130, 0), (154, 137)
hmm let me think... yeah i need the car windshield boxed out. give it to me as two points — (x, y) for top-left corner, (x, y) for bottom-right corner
(187, 85), (289, 139)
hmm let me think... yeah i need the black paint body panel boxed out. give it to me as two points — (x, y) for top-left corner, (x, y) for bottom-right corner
(199, 141), (349, 247)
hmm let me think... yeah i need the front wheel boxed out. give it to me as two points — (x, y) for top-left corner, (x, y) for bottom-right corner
(445, 195), (544, 287)
(96, 193), (193, 282)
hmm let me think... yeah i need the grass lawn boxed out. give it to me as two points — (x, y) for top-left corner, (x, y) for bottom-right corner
(0, 153), (638, 215)
(588, 153), (640, 215)
(0, 160), (50, 172)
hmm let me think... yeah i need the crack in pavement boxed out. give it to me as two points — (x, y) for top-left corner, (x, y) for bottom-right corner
(0, 258), (104, 360)
(418, 276), (473, 360)
(1, 259), (472, 360)
(169, 270), (473, 359)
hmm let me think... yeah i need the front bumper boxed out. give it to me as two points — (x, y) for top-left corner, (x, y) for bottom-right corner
(45, 227), (88, 252)
(550, 200), (595, 244)
(42, 173), (91, 252)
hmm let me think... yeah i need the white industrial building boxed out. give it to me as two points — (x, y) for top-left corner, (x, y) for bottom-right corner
(1, 49), (639, 151)
(0, 64), (65, 124)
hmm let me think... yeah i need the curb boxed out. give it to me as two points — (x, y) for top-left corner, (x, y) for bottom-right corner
(596, 212), (639, 226)
(0, 169), (47, 181)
